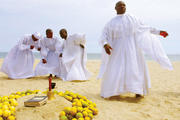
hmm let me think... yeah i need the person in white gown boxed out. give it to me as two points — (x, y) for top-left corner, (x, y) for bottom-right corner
(1, 32), (41, 79)
(99, 1), (173, 98)
(35, 29), (62, 78)
(59, 29), (91, 81)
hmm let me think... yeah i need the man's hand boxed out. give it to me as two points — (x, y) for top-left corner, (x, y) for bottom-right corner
(37, 47), (41, 51)
(104, 44), (112, 55)
(42, 59), (47, 64)
(160, 31), (168, 38)
(80, 44), (84, 48)
(59, 53), (62, 57)
(30, 45), (34, 49)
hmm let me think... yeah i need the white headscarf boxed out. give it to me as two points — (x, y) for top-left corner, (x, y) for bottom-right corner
(33, 32), (42, 39)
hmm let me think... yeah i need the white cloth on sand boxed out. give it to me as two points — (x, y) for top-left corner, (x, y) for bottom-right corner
(99, 14), (173, 98)
(60, 34), (91, 81)
(35, 37), (62, 76)
(1, 34), (41, 79)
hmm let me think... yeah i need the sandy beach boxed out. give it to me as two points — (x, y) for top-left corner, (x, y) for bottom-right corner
(0, 59), (180, 120)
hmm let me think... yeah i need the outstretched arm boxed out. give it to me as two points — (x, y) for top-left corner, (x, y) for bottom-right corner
(134, 16), (169, 38)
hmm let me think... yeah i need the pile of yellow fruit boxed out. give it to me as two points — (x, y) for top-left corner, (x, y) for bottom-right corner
(57, 91), (98, 120)
(0, 90), (98, 120)
(0, 89), (40, 120)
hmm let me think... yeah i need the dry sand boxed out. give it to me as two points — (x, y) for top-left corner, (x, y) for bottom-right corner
(0, 59), (180, 120)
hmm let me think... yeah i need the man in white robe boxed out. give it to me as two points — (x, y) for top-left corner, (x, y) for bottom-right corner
(1, 32), (41, 79)
(99, 1), (173, 98)
(59, 29), (91, 81)
(35, 29), (62, 78)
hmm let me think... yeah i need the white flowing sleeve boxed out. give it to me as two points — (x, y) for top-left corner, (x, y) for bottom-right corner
(18, 36), (31, 51)
(60, 41), (65, 54)
(136, 18), (160, 35)
(134, 16), (173, 70)
(74, 34), (86, 47)
(55, 38), (62, 55)
(97, 23), (111, 79)
(34, 40), (41, 50)
(40, 39), (48, 59)
(99, 23), (110, 47)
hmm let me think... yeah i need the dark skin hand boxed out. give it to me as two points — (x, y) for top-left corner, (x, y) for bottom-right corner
(30, 45), (34, 49)
(104, 44), (112, 55)
(160, 31), (168, 38)
(59, 53), (62, 57)
(42, 59), (47, 64)
(80, 44), (84, 48)
(37, 47), (41, 51)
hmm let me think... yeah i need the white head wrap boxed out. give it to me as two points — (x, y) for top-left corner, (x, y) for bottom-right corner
(33, 32), (42, 39)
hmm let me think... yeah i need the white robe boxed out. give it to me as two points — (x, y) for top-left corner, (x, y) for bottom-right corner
(35, 37), (62, 76)
(1, 34), (40, 79)
(99, 14), (173, 98)
(61, 34), (91, 81)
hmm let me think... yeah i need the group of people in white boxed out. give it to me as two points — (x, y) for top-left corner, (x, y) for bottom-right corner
(1, 28), (91, 82)
(0, 1), (173, 98)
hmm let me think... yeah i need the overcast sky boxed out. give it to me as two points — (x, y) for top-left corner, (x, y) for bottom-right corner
(0, 0), (180, 54)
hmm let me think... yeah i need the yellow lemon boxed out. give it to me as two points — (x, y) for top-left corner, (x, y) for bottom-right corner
(0, 109), (3, 116)
(8, 115), (15, 120)
(15, 95), (20, 99)
(63, 107), (71, 114)
(59, 111), (66, 116)
(2, 105), (9, 110)
(72, 102), (76, 107)
(82, 111), (88, 117)
(72, 94), (77, 99)
(73, 99), (79, 103)
(60, 115), (68, 120)
(2, 96), (8, 102)
(88, 113), (93, 119)
(84, 117), (91, 120)
(3, 109), (11, 117)
(58, 92), (64, 96)
(92, 103), (96, 107)
(16, 92), (21, 95)
(9, 106), (15, 112)
(76, 112), (83, 119)
(76, 102), (82, 107)
(70, 107), (77, 116)
(72, 118), (77, 120)
(10, 99), (18, 107)
(78, 118), (84, 120)
(9, 95), (15, 99)
(92, 108), (98, 115)
(86, 109), (93, 114)
(77, 107), (83, 112)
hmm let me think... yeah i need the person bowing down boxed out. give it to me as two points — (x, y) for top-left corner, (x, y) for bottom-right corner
(1, 32), (41, 79)
(59, 29), (91, 81)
